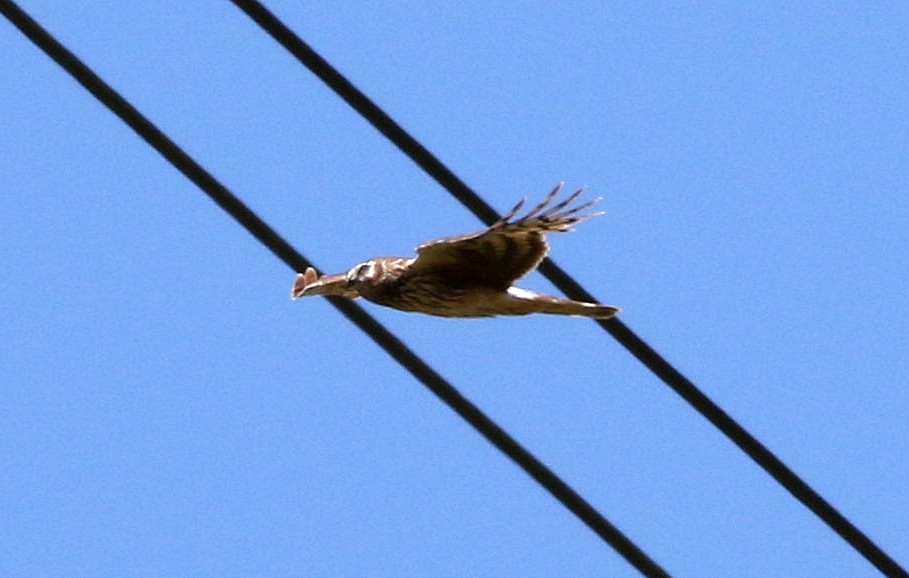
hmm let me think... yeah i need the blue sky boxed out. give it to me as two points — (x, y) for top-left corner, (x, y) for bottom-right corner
(2, 2), (907, 576)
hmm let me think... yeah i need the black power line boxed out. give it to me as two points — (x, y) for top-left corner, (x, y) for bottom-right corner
(225, 1), (908, 576)
(0, 2), (671, 577)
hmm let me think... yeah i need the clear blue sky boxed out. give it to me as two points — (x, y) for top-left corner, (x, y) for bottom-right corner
(3, 2), (907, 576)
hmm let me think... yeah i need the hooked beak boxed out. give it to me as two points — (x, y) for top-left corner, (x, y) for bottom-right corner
(291, 267), (359, 299)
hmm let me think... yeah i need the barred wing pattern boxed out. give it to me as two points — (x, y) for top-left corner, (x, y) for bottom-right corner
(410, 183), (602, 289)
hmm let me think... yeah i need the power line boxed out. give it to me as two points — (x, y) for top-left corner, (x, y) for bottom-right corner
(0, 2), (671, 577)
(224, 1), (908, 576)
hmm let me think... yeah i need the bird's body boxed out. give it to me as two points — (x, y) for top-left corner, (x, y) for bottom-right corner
(292, 184), (619, 319)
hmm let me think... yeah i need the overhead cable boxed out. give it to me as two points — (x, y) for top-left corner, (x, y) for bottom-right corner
(224, 1), (907, 576)
(0, 2), (671, 576)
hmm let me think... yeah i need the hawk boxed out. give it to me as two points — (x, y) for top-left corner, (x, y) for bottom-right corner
(291, 183), (619, 319)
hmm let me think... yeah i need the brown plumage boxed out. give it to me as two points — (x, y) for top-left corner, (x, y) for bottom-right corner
(291, 183), (619, 319)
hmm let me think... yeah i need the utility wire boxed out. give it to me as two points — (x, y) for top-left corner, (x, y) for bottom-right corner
(0, 2), (671, 577)
(225, 1), (908, 576)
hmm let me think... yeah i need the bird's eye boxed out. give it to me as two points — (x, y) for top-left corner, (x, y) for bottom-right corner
(347, 262), (371, 284)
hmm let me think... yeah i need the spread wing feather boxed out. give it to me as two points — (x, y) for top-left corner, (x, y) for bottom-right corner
(410, 183), (602, 289)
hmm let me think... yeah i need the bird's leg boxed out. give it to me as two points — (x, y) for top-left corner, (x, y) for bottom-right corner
(290, 267), (319, 298)
(291, 267), (360, 300)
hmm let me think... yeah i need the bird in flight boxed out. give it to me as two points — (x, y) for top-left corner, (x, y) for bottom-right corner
(291, 183), (619, 319)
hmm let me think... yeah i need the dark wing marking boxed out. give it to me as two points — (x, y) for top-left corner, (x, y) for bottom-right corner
(410, 183), (602, 290)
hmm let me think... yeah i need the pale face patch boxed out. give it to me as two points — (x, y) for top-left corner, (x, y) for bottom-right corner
(347, 260), (379, 284)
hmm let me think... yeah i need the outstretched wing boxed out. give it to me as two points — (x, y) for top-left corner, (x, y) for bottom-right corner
(410, 183), (602, 290)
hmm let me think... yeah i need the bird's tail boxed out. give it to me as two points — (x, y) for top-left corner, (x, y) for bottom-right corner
(505, 287), (620, 319)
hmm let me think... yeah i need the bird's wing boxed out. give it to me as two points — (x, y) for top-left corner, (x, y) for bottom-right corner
(411, 183), (602, 289)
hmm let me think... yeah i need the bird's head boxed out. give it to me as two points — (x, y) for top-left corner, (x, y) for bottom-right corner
(345, 260), (380, 287)
(346, 258), (412, 289)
